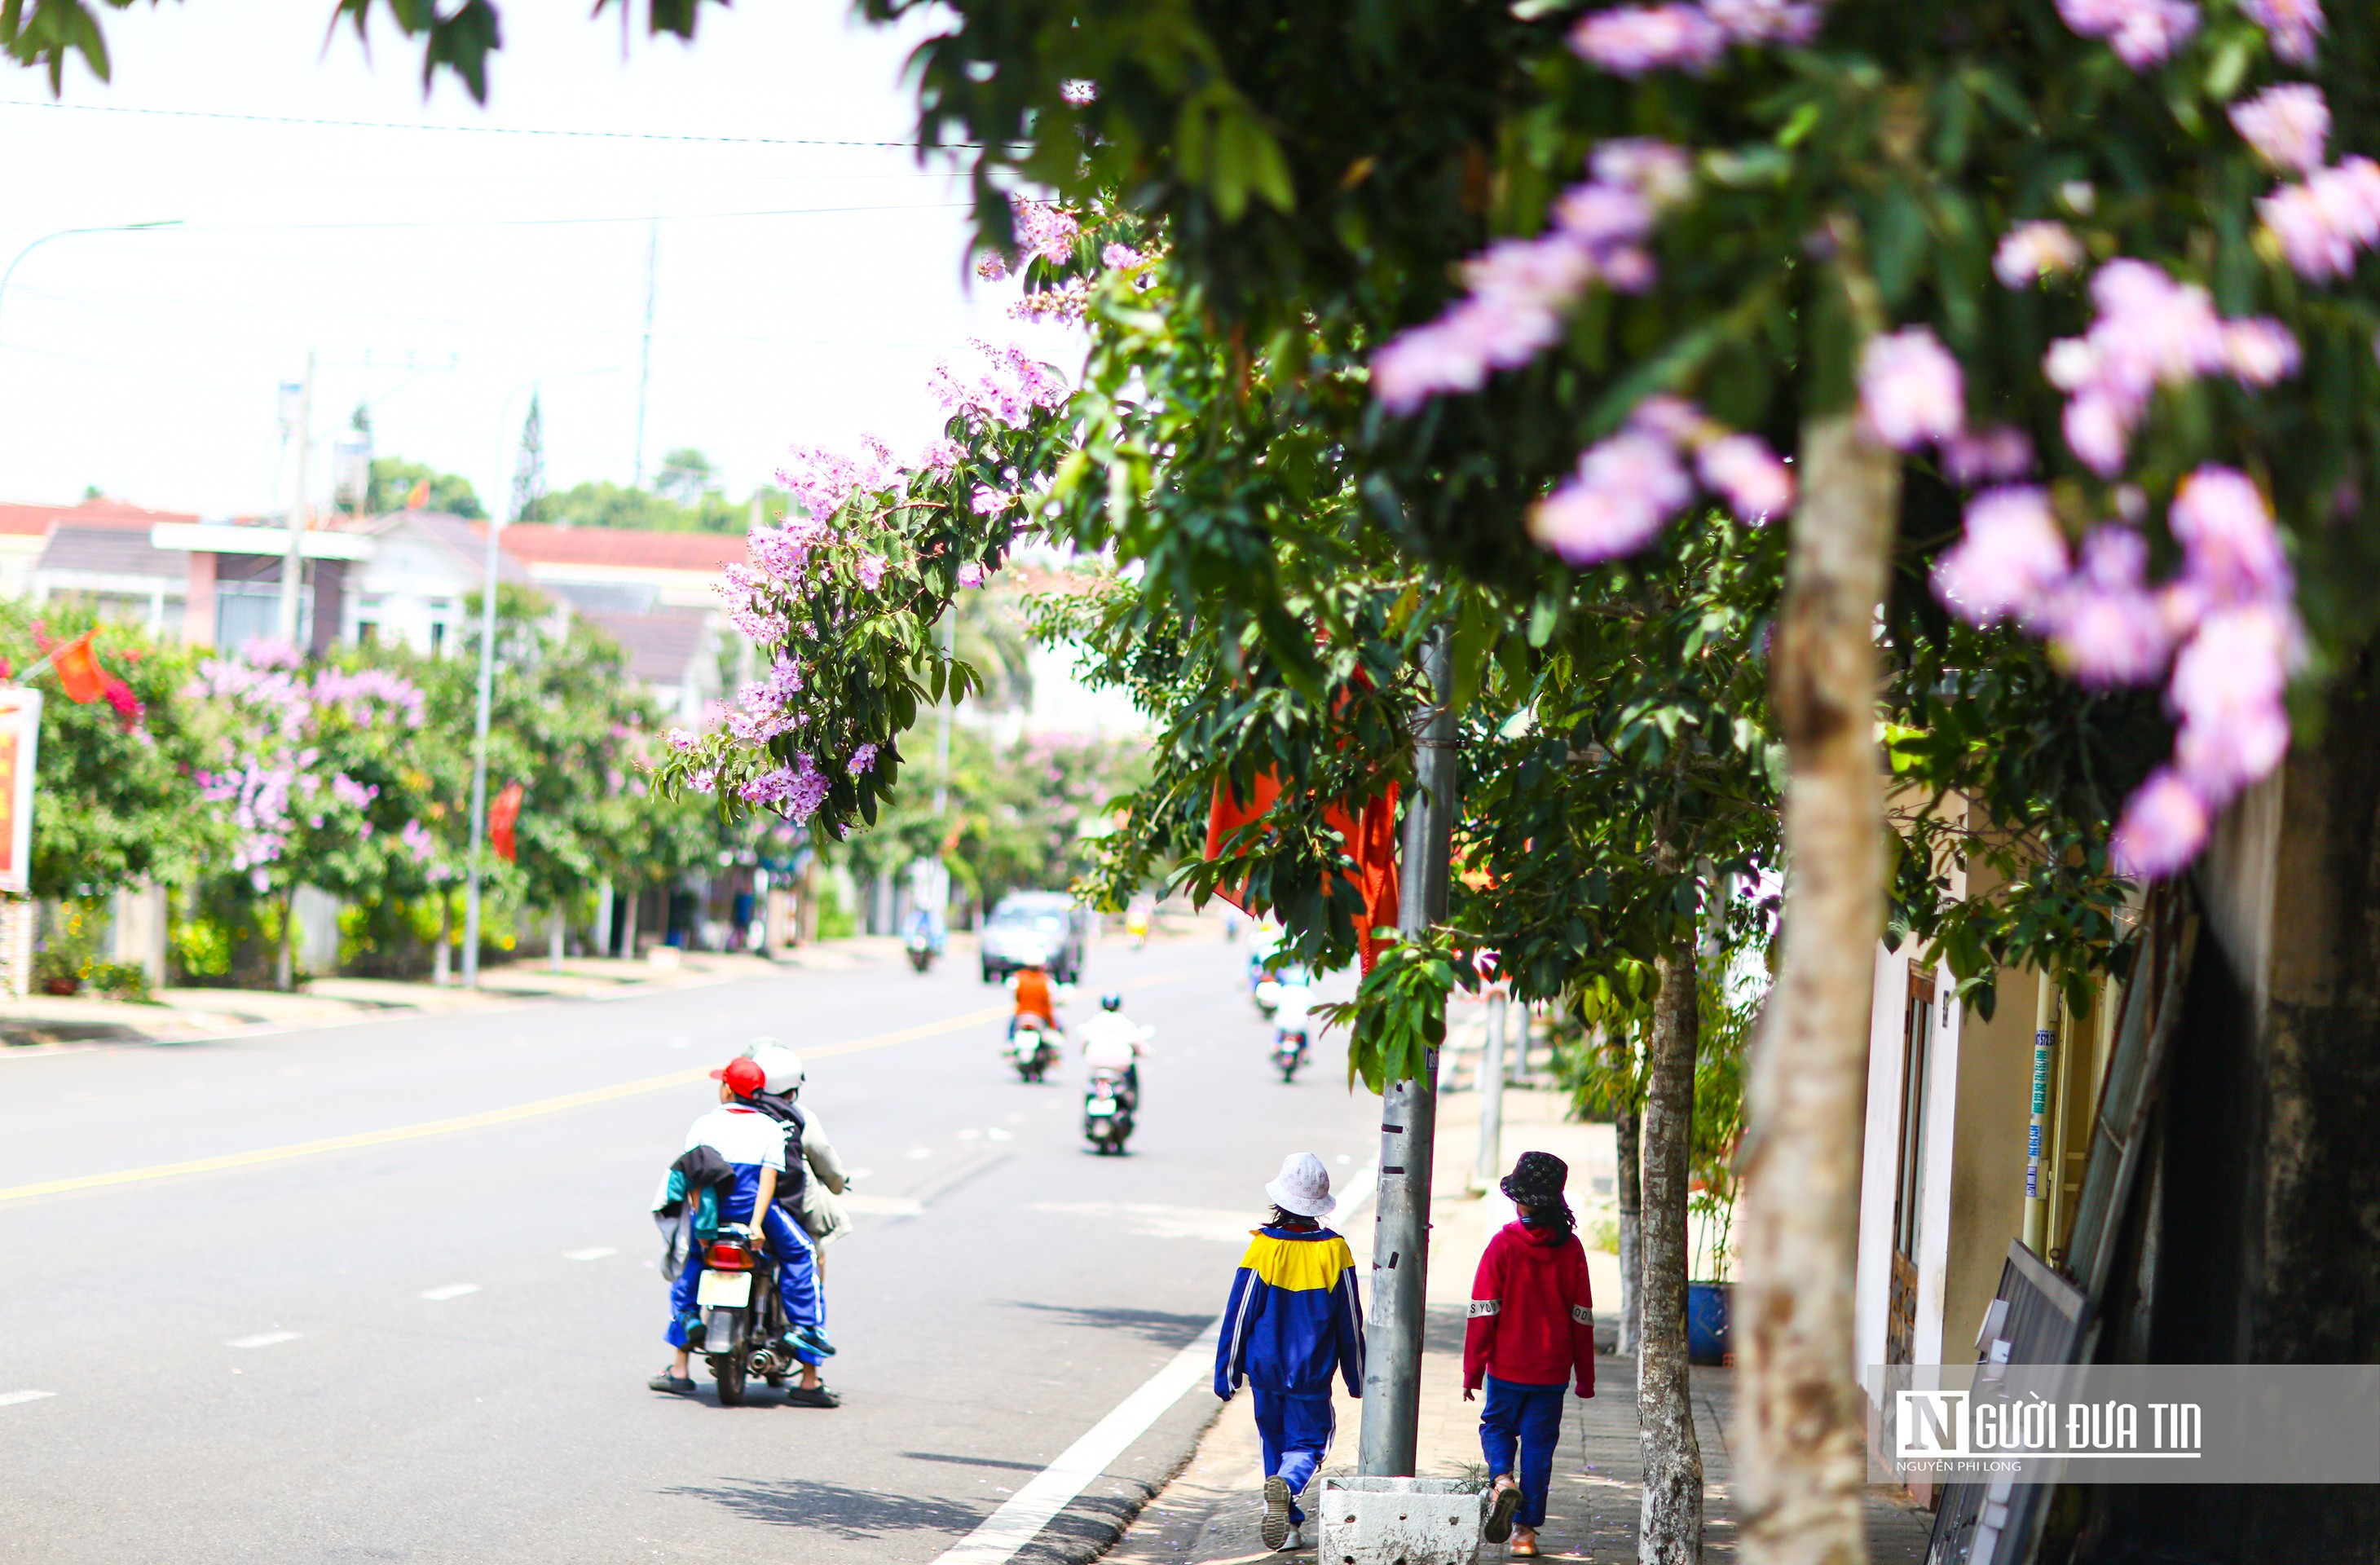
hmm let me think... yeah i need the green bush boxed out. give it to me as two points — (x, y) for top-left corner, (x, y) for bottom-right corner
(86, 960), (152, 1003)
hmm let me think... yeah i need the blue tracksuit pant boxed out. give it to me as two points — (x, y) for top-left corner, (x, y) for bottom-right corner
(1479, 1375), (1566, 1528)
(667, 1202), (823, 1364)
(1252, 1388), (1335, 1524)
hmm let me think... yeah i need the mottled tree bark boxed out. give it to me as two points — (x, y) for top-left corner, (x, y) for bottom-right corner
(1735, 410), (1898, 1565)
(1639, 934), (1705, 1565)
(1617, 1100), (1644, 1358)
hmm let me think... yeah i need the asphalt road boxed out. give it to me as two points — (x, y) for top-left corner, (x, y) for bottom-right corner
(0, 932), (1377, 1565)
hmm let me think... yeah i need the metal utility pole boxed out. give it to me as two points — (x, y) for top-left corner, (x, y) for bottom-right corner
(1360, 628), (1457, 1477)
(276, 351), (315, 646)
(1475, 988), (1509, 1191)
(460, 499), (505, 989)
(632, 222), (657, 487)
(2024, 973), (2058, 1254)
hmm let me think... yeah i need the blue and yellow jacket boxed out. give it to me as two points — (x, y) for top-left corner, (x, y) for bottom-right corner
(1214, 1225), (1364, 1399)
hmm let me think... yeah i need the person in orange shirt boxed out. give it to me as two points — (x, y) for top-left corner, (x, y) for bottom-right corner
(1011, 962), (1057, 1033)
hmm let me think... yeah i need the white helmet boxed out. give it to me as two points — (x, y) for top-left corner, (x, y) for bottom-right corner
(740, 1036), (805, 1095)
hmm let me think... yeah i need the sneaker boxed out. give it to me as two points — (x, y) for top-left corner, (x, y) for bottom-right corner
(1483, 1476), (1523, 1545)
(646, 1371), (695, 1396)
(1280, 1523), (1304, 1553)
(1260, 1476), (1294, 1551)
(787, 1325), (837, 1359)
(783, 1382), (842, 1408)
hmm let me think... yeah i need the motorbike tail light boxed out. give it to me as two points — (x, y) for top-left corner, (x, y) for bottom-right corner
(705, 1241), (752, 1271)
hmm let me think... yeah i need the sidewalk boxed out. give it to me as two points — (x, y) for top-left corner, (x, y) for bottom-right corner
(1102, 1015), (1933, 1563)
(0, 937), (914, 1051)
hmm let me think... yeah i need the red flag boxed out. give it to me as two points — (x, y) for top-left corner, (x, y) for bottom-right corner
(1204, 774), (1400, 972)
(51, 630), (106, 705)
(489, 781), (524, 862)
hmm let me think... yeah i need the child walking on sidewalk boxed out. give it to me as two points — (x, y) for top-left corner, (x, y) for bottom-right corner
(1465, 1151), (1596, 1558)
(1214, 1153), (1365, 1554)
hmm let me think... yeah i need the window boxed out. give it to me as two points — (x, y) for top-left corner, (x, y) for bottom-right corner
(430, 622), (446, 656)
(356, 622), (379, 646)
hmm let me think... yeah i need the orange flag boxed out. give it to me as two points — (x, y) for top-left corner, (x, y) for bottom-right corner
(489, 781), (524, 862)
(405, 478), (431, 509)
(51, 630), (107, 705)
(1205, 774), (1401, 972)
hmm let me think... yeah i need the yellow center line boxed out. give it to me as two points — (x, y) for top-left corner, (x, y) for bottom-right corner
(0, 977), (1170, 1208)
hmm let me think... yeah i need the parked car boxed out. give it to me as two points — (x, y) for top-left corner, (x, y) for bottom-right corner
(980, 892), (1090, 985)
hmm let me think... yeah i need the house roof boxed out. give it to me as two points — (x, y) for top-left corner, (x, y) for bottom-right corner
(477, 522), (748, 573)
(582, 608), (715, 685)
(359, 510), (531, 584)
(0, 497), (201, 537)
(36, 526), (190, 579)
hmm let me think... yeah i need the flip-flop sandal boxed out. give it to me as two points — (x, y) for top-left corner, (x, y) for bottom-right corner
(784, 1383), (842, 1408)
(647, 1372), (695, 1396)
(1260, 1476), (1294, 1551)
(1484, 1481), (1523, 1544)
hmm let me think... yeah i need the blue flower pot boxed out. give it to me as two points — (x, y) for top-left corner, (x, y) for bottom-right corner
(1687, 1281), (1733, 1365)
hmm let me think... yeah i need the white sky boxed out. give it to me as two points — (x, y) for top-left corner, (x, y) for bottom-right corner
(0, 0), (1077, 519)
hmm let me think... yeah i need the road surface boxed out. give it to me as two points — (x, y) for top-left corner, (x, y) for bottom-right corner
(0, 932), (1375, 1564)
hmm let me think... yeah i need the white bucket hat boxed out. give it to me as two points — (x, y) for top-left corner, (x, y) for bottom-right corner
(1264, 1152), (1337, 1218)
(740, 1037), (805, 1095)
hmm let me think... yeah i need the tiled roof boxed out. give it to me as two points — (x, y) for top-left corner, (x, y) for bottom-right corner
(581, 608), (714, 684)
(0, 498), (201, 537)
(474, 522), (748, 573)
(35, 526), (190, 578)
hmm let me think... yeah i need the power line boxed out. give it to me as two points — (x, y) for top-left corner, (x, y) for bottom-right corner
(2, 97), (993, 149)
(148, 201), (971, 236)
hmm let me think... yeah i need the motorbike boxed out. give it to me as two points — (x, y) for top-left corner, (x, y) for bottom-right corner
(1007, 1015), (1061, 1082)
(906, 930), (938, 972)
(1082, 1065), (1135, 1154)
(1253, 976), (1282, 1018)
(1272, 1025), (1309, 1082)
(688, 1223), (791, 1407)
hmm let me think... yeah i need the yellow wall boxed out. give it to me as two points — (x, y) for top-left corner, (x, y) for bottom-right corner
(1943, 973), (2038, 1362)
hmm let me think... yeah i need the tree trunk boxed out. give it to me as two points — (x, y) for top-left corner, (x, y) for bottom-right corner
(433, 893), (453, 986)
(1617, 1100), (1645, 1358)
(1735, 409), (1897, 1565)
(549, 907), (565, 971)
(1639, 932), (1704, 1565)
(621, 882), (642, 959)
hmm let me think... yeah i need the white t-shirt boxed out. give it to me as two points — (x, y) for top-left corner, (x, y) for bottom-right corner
(682, 1104), (787, 1170)
(1079, 1012), (1143, 1070)
(1273, 983), (1313, 1034)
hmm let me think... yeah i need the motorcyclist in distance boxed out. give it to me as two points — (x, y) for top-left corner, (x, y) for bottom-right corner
(1009, 960), (1060, 1042)
(1272, 964), (1316, 1053)
(1079, 992), (1148, 1107)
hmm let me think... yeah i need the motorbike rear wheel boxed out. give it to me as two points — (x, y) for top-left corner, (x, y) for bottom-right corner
(711, 1351), (747, 1406)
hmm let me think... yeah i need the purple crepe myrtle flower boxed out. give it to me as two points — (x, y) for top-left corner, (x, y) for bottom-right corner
(2241, 0), (2325, 65)
(956, 562), (988, 589)
(2039, 529), (2175, 686)
(1695, 434), (1795, 522)
(2229, 84), (2329, 175)
(2168, 466), (2293, 609)
(2256, 156), (2380, 282)
(2055, 0), (2201, 69)
(1993, 222), (2086, 288)
(1858, 328), (1965, 452)
(1570, 3), (1729, 74)
(1941, 425), (2037, 486)
(1933, 487), (2072, 627)
(848, 743), (879, 776)
(2111, 769), (2212, 878)
(1529, 430), (1695, 565)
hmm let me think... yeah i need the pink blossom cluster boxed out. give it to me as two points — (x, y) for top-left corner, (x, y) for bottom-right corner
(2256, 154), (2380, 282)
(1372, 140), (1693, 414)
(1059, 80), (1099, 106)
(1011, 276), (1091, 323)
(401, 818), (438, 867)
(2039, 260), (2298, 474)
(2229, 83), (2328, 175)
(2053, 0), (2200, 69)
(848, 743), (879, 776)
(1992, 221), (2087, 288)
(930, 340), (1071, 429)
(920, 438), (963, 476)
(1014, 197), (1079, 266)
(330, 773), (377, 810)
(717, 566), (791, 646)
(777, 436), (900, 529)
(1567, 0), (1821, 76)
(741, 754), (832, 822)
(1931, 467), (2300, 878)
(1528, 395), (1794, 565)
(957, 562), (989, 589)
(1858, 328), (1966, 452)
(313, 667), (427, 728)
(2241, 0), (2325, 64)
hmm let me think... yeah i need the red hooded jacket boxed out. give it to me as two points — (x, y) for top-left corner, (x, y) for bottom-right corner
(1462, 1219), (1596, 1395)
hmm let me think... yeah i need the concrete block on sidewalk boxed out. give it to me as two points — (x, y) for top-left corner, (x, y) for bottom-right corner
(1317, 1477), (1485, 1565)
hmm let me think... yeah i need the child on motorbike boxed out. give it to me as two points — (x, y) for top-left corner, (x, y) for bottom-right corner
(649, 1056), (838, 1408)
(1214, 1153), (1364, 1554)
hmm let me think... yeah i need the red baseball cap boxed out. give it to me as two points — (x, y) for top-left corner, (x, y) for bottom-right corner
(709, 1056), (767, 1097)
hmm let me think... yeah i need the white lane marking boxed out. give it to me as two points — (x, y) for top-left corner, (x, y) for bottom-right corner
(840, 1194), (925, 1217)
(0, 1391), (56, 1408)
(987, 1127), (1014, 1142)
(906, 1147), (935, 1160)
(958, 1128), (983, 1140)
(926, 1167), (1377, 1565)
(1029, 1201), (1265, 1244)
(562, 1246), (619, 1261)
(420, 1283), (480, 1301)
(227, 1331), (299, 1349)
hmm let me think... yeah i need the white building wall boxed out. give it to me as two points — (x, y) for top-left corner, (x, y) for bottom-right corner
(1854, 949), (1908, 1382)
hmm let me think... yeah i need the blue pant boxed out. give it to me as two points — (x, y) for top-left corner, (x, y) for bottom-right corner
(667, 1202), (823, 1363)
(1479, 1376), (1566, 1528)
(1252, 1388), (1335, 1524)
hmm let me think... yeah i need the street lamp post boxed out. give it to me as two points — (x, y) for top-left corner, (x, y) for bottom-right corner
(0, 220), (183, 352)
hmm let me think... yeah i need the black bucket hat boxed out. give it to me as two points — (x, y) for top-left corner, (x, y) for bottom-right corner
(1500, 1150), (1569, 1209)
